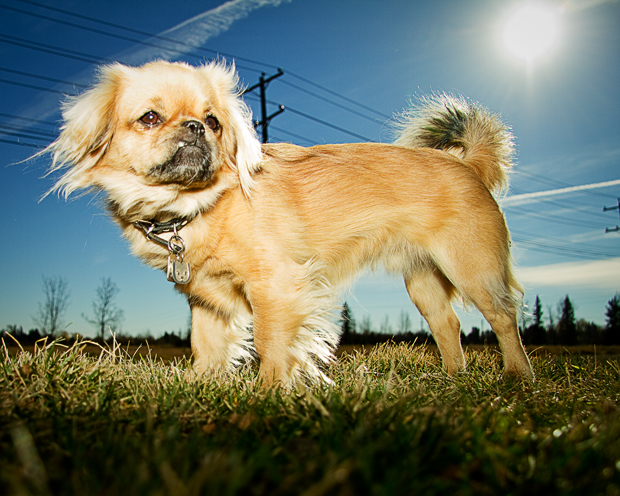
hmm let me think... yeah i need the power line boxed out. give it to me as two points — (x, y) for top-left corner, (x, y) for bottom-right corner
(267, 134), (291, 144)
(512, 228), (618, 254)
(0, 112), (58, 127)
(285, 70), (391, 120)
(7, 0), (388, 122)
(508, 187), (612, 220)
(539, 201), (612, 221)
(1, 63), (375, 145)
(508, 205), (603, 229)
(0, 76), (73, 95)
(0, 133), (48, 144)
(514, 240), (606, 260)
(1, 64), (374, 145)
(278, 79), (385, 124)
(10, 0), (273, 73)
(243, 93), (374, 142)
(284, 106), (374, 142)
(0, 67), (89, 89)
(0, 33), (109, 65)
(0, 3), (247, 71)
(0, 123), (57, 139)
(1, 2), (388, 146)
(511, 233), (618, 260)
(0, 128), (52, 142)
(0, 40), (381, 142)
(0, 4), (200, 59)
(0, 138), (45, 148)
(269, 125), (320, 146)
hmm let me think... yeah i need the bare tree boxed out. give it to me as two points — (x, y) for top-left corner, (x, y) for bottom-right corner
(82, 277), (124, 340)
(519, 299), (532, 332)
(398, 310), (412, 334)
(379, 315), (392, 334)
(33, 276), (71, 337)
(359, 315), (374, 334)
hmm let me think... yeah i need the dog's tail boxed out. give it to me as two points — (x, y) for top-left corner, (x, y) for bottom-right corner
(393, 94), (514, 196)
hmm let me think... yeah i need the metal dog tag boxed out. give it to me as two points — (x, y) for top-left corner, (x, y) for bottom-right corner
(167, 257), (191, 284)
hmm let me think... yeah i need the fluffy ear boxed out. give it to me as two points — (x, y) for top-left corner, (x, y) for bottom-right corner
(227, 92), (263, 198)
(44, 64), (125, 198)
(204, 62), (263, 198)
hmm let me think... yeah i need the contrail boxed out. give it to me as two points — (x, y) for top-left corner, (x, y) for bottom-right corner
(11, 0), (291, 128)
(517, 257), (620, 290)
(502, 179), (620, 207)
(123, 0), (292, 64)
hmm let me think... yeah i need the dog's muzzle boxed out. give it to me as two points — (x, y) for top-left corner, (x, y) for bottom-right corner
(148, 120), (215, 185)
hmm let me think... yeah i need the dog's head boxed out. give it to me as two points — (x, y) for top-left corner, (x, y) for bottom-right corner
(45, 60), (262, 219)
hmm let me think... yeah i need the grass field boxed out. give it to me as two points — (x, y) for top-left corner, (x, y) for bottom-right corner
(1, 338), (620, 495)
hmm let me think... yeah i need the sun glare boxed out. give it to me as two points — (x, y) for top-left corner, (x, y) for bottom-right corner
(502, 3), (561, 63)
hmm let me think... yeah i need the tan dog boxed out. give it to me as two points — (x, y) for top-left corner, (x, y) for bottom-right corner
(44, 60), (533, 385)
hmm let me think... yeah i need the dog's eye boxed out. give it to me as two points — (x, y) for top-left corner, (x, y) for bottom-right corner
(205, 115), (220, 132)
(139, 111), (161, 126)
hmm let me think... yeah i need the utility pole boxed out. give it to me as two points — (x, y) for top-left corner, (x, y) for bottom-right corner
(603, 198), (620, 233)
(242, 69), (285, 143)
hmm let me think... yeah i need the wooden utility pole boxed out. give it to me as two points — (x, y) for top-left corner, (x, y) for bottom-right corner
(242, 69), (285, 143)
(603, 198), (620, 233)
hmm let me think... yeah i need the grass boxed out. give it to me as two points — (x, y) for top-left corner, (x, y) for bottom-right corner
(1, 338), (620, 495)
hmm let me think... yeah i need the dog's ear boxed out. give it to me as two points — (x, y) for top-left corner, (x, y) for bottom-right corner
(202, 62), (263, 198)
(225, 92), (263, 198)
(44, 64), (125, 198)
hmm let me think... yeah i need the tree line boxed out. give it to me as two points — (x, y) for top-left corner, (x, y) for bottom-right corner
(2, 275), (619, 348)
(340, 293), (620, 347)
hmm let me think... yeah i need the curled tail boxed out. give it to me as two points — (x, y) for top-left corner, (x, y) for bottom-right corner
(393, 94), (515, 196)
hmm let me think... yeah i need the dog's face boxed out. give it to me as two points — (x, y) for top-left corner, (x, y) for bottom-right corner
(47, 61), (262, 218)
(109, 64), (226, 187)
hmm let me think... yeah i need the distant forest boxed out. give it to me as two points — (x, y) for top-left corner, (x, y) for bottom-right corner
(3, 293), (620, 348)
(339, 293), (620, 347)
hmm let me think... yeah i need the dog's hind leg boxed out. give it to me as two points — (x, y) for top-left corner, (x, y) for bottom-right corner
(405, 268), (466, 374)
(436, 247), (534, 380)
(460, 282), (534, 380)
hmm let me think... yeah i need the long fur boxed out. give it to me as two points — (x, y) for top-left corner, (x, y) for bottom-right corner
(43, 60), (534, 385)
(44, 61), (262, 202)
(393, 94), (515, 197)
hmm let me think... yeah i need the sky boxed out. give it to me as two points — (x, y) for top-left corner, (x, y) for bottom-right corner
(0, 0), (619, 339)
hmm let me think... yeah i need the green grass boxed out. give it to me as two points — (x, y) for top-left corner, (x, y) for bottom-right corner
(1, 338), (620, 495)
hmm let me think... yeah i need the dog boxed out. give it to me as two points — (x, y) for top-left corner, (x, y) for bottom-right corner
(44, 60), (533, 385)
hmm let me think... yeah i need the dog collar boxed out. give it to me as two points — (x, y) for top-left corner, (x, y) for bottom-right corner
(133, 216), (195, 284)
(133, 217), (193, 249)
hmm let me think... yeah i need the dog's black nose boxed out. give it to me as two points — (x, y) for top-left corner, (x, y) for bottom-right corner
(182, 120), (206, 136)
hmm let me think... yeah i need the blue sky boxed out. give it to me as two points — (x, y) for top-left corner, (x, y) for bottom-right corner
(1, 0), (619, 338)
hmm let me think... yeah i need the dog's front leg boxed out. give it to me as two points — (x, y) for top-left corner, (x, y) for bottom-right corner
(247, 274), (312, 386)
(252, 302), (306, 386)
(190, 303), (252, 377)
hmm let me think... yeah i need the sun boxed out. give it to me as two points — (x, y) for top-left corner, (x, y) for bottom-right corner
(502, 3), (562, 63)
